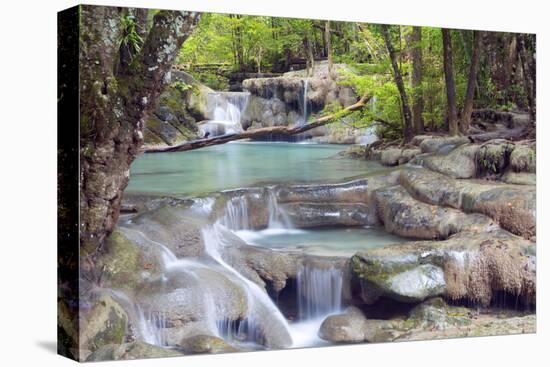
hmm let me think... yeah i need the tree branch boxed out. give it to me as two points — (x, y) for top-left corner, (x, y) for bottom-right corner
(143, 93), (372, 153)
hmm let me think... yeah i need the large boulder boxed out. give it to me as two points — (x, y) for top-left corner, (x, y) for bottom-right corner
(351, 229), (535, 306)
(79, 294), (129, 355)
(509, 143), (536, 173)
(418, 136), (471, 154)
(414, 143), (480, 178)
(97, 229), (163, 292)
(319, 307), (368, 343)
(179, 335), (238, 354)
(476, 139), (515, 176)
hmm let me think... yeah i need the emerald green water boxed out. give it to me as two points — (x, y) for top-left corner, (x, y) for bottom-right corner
(127, 142), (388, 196)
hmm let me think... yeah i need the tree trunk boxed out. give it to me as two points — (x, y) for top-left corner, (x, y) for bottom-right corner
(306, 36), (315, 77)
(325, 20), (334, 78)
(79, 6), (200, 258)
(460, 30), (483, 134)
(442, 28), (459, 135)
(381, 25), (413, 143)
(410, 26), (424, 134)
(518, 34), (536, 122)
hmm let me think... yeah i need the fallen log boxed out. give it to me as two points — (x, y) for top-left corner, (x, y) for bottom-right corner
(143, 93), (371, 153)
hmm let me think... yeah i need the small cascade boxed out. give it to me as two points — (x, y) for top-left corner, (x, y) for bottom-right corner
(267, 191), (293, 229)
(200, 92), (250, 137)
(297, 79), (309, 126)
(296, 262), (343, 320)
(136, 307), (169, 346)
(202, 224), (294, 347)
(220, 196), (250, 230)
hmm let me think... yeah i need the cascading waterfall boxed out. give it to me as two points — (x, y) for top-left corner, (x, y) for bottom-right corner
(267, 191), (293, 229)
(200, 92), (250, 137)
(202, 224), (293, 347)
(296, 263), (343, 320)
(220, 196), (251, 230)
(296, 79), (309, 127)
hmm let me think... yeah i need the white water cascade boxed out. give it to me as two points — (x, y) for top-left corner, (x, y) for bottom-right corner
(297, 263), (343, 320)
(217, 190), (344, 348)
(202, 224), (294, 347)
(200, 92), (250, 137)
(121, 222), (293, 349)
(298, 79), (309, 126)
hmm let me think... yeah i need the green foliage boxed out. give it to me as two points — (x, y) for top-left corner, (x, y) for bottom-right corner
(119, 14), (143, 58)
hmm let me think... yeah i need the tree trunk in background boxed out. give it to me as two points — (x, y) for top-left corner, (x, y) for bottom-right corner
(410, 26), (424, 134)
(325, 20), (334, 78)
(442, 28), (459, 135)
(305, 36), (315, 77)
(381, 25), (413, 143)
(460, 31), (483, 134)
(518, 34), (536, 122)
(79, 6), (200, 260)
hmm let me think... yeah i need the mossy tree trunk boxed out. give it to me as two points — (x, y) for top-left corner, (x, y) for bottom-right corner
(79, 5), (200, 263)
(518, 33), (536, 123)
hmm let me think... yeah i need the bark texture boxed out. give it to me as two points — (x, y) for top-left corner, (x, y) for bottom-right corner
(460, 31), (483, 133)
(79, 6), (200, 257)
(410, 26), (424, 134)
(442, 28), (459, 135)
(381, 25), (413, 143)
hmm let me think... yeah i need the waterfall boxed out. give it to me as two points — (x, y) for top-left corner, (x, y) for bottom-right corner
(296, 262), (343, 320)
(220, 196), (251, 230)
(220, 189), (294, 231)
(202, 224), (293, 347)
(267, 191), (293, 229)
(298, 79), (309, 126)
(200, 92), (250, 137)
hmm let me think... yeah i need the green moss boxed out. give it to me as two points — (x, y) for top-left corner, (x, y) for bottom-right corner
(98, 230), (142, 290)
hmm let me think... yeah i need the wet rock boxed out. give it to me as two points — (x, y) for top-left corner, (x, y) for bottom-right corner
(179, 335), (237, 354)
(501, 170), (536, 185)
(510, 143), (536, 173)
(226, 239), (298, 292)
(381, 148), (402, 166)
(135, 268), (249, 339)
(415, 144), (480, 178)
(275, 179), (370, 204)
(401, 314), (535, 341)
(80, 294), (128, 354)
(399, 168), (536, 239)
(418, 136), (470, 154)
(319, 307), (368, 343)
(97, 229), (163, 291)
(380, 148), (421, 166)
(284, 202), (376, 228)
(125, 205), (207, 257)
(363, 319), (410, 343)
(351, 229), (536, 306)
(373, 185), (495, 240)
(408, 298), (471, 330)
(86, 341), (183, 361)
(476, 139), (515, 176)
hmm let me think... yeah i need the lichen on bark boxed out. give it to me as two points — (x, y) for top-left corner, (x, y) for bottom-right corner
(78, 5), (200, 267)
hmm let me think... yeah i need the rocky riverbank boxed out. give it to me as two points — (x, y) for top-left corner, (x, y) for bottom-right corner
(64, 128), (536, 360)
